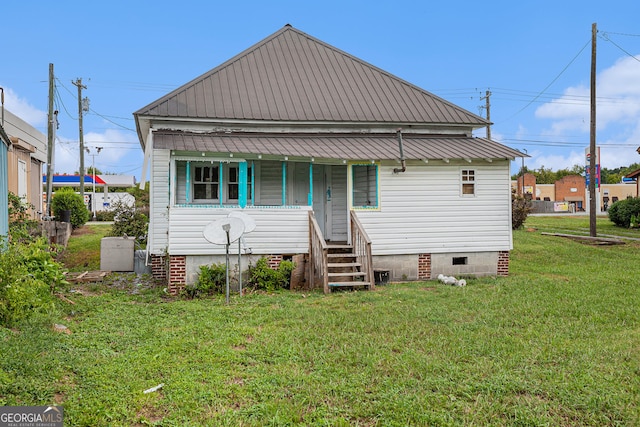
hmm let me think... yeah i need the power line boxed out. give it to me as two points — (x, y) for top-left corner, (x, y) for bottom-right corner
(600, 32), (640, 63)
(495, 37), (592, 125)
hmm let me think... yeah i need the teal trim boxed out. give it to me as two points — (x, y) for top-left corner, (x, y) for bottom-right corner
(185, 161), (191, 203)
(282, 162), (287, 206)
(239, 161), (247, 208)
(308, 163), (313, 206)
(251, 161), (255, 206)
(219, 162), (224, 207)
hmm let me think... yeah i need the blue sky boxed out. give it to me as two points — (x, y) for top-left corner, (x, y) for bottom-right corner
(2, 1), (640, 180)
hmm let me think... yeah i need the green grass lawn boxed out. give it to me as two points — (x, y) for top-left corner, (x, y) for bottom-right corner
(1, 216), (639, 426)
(57, 223), (112, 271)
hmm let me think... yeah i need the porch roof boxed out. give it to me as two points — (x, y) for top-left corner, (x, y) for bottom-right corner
(153, 131), (523, 161)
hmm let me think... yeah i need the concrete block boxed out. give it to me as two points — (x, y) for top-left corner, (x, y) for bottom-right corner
(100, 237), (135, 271)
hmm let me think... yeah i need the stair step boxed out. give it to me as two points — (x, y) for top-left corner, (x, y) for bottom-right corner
(328, 262), (362, 268)
(327, 253), (357, 258)
(327, 244), (353, 250)
(328, 271), (366, 277)
(328, 281), (371, 287)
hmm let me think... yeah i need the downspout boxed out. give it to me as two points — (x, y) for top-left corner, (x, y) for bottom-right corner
(393, 128), (406, 174)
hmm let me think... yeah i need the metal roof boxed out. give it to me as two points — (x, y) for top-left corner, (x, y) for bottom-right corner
(153, 131), (522, 161)
(135, 25), (488, 127)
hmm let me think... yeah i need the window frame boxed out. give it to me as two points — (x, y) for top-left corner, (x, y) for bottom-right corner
(173, 158), (252, 207)
(461, 168), (476, 196)
(350, 162), (380, 210)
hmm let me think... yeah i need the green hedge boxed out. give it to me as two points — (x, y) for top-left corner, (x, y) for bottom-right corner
(608, 197), (640, 228)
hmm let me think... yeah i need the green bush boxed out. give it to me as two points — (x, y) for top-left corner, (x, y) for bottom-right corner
(8, 192), (40, 243)
(608, 197), (640, 228)
(511, 190), (532, 230)
(0, 238), (66, 327)
(51, 188), (90, 229)
(183, 263), (227, 298)
(246, 257), (295, 292)
(94, 210), (115, 222)
(109, 201), (148, 245)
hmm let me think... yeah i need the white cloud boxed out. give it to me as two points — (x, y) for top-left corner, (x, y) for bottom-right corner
(536, 55), (640, 133)
(1, 86), (47, 126)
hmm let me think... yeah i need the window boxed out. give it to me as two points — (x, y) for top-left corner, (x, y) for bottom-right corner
(228, 166), (239, 200)
(352, 163), (379, 208)
(461, 169), (475, 196)
(194, 165), (219, 200)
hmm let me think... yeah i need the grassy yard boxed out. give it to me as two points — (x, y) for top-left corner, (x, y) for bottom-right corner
(1, 216), (639, 426)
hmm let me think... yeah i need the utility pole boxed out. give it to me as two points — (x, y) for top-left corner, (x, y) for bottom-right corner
(46, 64), (56, 217)
(72, 78), (87, 202)
(480, 90), (492, 139)
(589, 23), (597, 237)
(88, 146), (103, 220)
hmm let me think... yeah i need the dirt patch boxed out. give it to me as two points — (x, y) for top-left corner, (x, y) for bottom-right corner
(70, 225), (95, 236)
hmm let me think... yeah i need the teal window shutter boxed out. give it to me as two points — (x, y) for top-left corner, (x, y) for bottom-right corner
(239, 161), (247, 208)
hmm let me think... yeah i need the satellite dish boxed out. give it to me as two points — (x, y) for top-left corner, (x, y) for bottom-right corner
(228, 211), (256, 234)
(203, 217), (245, 245)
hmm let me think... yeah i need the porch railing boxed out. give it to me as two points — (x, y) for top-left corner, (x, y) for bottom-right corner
(350, 211), (375, 290)
(308, 211), (329, 293)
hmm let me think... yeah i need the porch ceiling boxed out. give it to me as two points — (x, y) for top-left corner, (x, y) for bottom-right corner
(153, 131), (523, 161)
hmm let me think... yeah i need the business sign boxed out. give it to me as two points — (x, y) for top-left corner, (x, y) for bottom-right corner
(554, 202), (569, 212)
(585, 147), (600, 188)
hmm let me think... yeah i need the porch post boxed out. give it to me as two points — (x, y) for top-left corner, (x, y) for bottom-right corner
(185, 161), (191, 203)
(219, 162), (223, 207)
(308, 163), (313, 206)
(282, 161), (287, 206)
(238, 161), (247, 208)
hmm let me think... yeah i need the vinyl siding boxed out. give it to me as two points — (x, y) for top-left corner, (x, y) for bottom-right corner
(168, 206), (311, 255)
(149, 149), (170, 255)
(355, 161), (513, 255)
(257, 160), (282, 205)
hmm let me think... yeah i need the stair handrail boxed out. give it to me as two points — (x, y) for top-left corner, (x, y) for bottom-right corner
(308, 211), (329, 293)
(350, 211), (375, 290)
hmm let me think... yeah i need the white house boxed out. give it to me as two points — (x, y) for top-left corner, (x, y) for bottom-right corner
(134, 25), (523, 294)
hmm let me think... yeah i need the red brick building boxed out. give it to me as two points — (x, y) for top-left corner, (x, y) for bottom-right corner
(555, 175), (586, 210)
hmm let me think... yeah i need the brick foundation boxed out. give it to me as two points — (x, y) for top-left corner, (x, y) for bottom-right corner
(267, 254), (283, 270)
(168, 255), (187, 295)
(151, 255), (167, 282)
(497, 251), (509, 276)
(418, 253), (431, 280)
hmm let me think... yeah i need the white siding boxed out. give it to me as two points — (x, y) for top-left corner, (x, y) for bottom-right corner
(149, 150), (170, 255)
(168, 206), (311, 255)
(355, 161), (513, 255)
(257, 160), (282, 205)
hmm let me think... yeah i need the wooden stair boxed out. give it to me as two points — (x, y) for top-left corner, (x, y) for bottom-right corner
(326, 244), (372, 290)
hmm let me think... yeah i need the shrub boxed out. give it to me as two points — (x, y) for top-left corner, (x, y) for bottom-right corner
(94, 210), (115, 222)
(608, 197), (640, 228)
(109, 201), (148, 245)
(183, 263), (227, 298)
(246, 257), (295, 292)
(0, 238), (66, 327)
(51, 188), (90, 229)
(512, 190), (532, 230)
(8, 192), (40, 243)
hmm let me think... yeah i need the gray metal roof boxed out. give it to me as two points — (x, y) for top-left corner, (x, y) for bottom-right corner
(153, 131), (522, 161)
(135, 25), (488, 127)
